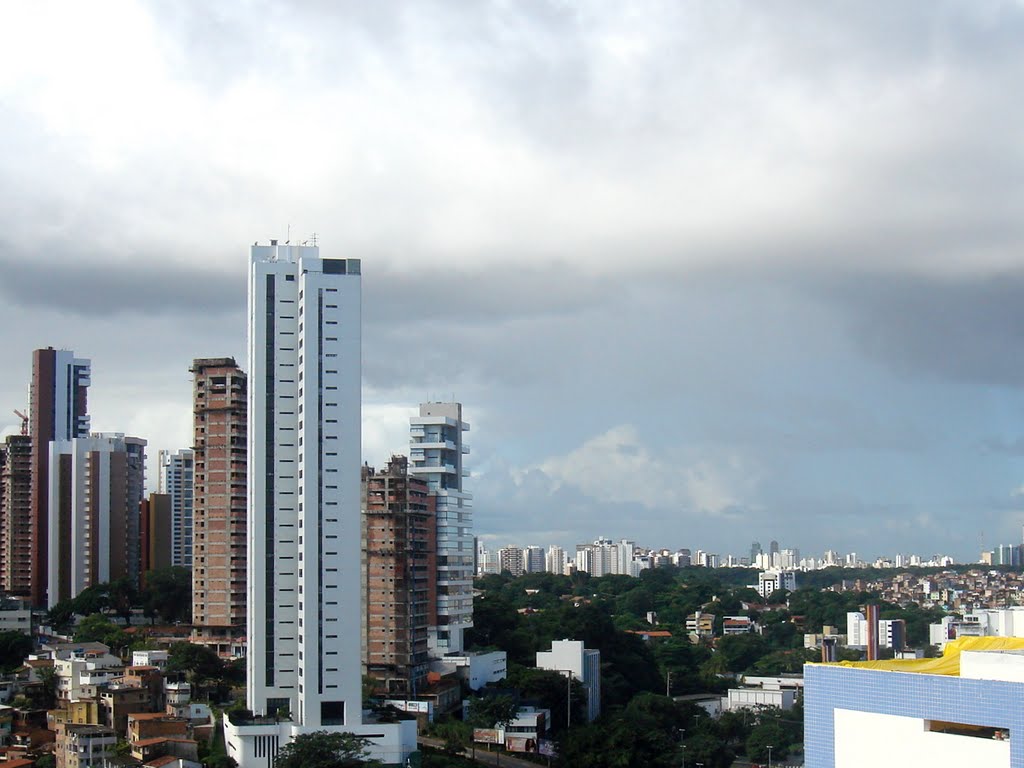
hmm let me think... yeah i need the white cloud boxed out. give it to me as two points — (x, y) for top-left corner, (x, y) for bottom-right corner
(529, 424), (754, 514)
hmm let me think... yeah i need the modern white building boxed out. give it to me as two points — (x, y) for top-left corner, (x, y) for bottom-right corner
(536, 639), (601, 723)
(226, 242), (415, 767)
(805, 638), (1024, 767)
(757, 569), (797, 599)
(409, 401), (473, 656)
(430, 650), (507, 691)
(157, 448), (194, 568)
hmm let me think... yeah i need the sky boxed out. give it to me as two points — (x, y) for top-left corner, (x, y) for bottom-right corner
(2, 1), (1024, 562)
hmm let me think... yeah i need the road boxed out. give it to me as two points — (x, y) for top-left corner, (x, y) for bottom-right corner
(418, 735), (546, 768)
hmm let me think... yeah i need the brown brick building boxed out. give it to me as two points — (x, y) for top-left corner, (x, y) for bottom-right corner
(190, 358), (247, 655)
(140, 493), (173, 581)
(361, 455), (436, 696)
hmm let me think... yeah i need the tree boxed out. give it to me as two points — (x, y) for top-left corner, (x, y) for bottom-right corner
(274, 731), (379, 768)
(466, 694), (519, 730)
(746, 721), (789, 763)
(141, 566), (192, 624)
(73, 613), (129, 649)
(167, 642), (225, 693)
(0, 631), (33, 673)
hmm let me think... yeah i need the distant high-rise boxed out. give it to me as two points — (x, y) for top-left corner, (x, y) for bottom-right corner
(158, 449), (194, 568)
(140, 492), (173, 579)
(0, 434), (32, 597)
(498, 546), (525, 577)
(47, 433), (146, 608)
(545, 545), (567, 575)
(524, 545), (545, 574)
(409, 402), (473, 656)
(191, 358), (247, 655)
(227, 242), (414, 766)
(361, 455), (435, 696)
(30, 348), (90, 605)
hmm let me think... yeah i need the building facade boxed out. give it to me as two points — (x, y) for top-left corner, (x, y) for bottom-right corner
(30, 348), (91, 606)
(140, 493), (173, 577)
(409, 402), (473, 656)
(157, 449), (194, 568)
(536, 639), (601, 723)
(361, 455), (436, 696)
(0, 434), (32, 597)
(227, 242), (414, 767)
(805, 639), (1024, 767)
(191, 358), (247, 654)
(47, 434), (146, 607)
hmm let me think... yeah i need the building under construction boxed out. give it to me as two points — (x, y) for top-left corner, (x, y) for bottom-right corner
(361, 455), (436, 696)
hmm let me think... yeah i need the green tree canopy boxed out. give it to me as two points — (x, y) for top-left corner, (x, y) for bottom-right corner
(274, 731), (378, 768)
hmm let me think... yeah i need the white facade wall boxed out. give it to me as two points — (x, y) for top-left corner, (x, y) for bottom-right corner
(536, 639), (601, 722)
(834, 709), (1009, 768)
(847, 612), (867, 648)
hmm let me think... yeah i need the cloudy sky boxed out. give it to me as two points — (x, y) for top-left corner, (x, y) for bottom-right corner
(2, 1), (1024, 562)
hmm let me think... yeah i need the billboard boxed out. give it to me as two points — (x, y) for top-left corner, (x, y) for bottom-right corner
(505, 737), (539, 753)
(473, 728), (502, 744)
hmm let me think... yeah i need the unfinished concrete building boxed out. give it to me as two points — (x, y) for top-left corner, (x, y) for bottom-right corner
(191, 358), (247, 656)
(362, 455), (436, 696)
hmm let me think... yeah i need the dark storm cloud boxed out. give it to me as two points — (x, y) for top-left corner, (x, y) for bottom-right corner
(814, 269), (1024, 389)
(0, 253), (243, 317)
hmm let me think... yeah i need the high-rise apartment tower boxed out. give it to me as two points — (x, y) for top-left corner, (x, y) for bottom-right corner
(30, 348), (90, 605)
(47, 433), (146, 608)
(227, 242), (414, 766)
(157, 449), (195, 568)
(409, 402), (472, 656)
(361, 455), (436, 696)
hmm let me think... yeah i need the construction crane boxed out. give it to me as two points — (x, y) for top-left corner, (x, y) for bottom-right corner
(12, 410), (27, 436)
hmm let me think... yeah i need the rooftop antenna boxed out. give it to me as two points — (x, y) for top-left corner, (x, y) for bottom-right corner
(286, 223), (290, 244)
(311, 232), (319, 247)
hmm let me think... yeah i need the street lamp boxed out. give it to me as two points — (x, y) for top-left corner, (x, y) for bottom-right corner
(767, 744), (774, 768)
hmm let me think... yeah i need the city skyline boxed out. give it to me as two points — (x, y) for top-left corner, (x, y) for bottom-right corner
(4, 3), (1024, 561)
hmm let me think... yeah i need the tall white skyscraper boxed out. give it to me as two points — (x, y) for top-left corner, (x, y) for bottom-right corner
(409, 402), (472, 655)
(226, 242), (414, 766)
(157, 449), (194, 568)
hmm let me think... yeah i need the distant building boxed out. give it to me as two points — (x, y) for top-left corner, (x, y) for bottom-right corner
(140, 493), (173, 578)
(430, 649), (507, 691)
(157, 449), (194, 568)
(47, 433), (146, 607)
(523, 546), (545, 574)
(536, 639), (601, 722)
(498, 547), (525, 577)
(545, 545), (567, 575)
(30, 347), (91, 606)
(0, 434), (32, 597)
(757, 569), (797, 599)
